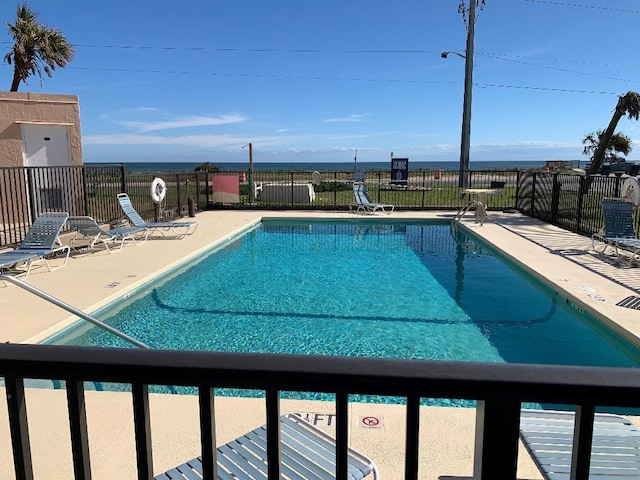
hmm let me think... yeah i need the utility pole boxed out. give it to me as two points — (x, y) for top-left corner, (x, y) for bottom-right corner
(459, 0), (476, 188)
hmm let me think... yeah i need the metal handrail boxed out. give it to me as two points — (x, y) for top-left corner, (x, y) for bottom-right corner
(0, 274), (149, 349)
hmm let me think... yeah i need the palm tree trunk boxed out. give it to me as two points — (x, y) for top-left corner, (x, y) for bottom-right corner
(587, 103), (624, 175)
(10, 69), (21, 91)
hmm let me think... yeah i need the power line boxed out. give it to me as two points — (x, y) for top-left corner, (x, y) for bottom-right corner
(523, 0), (640, 14)
(1, 39), (637, 70)
(476, 82), (616, 95)
(67, 65), (619, 95)
(478, 51), (640, 69)
(0, 40), (443, 55)
(482, 53), (638, 83)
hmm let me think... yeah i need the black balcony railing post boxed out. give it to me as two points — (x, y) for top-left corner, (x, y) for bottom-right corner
(5, 376), (33, 480)
(132, 383), (153, 480)
(571, 404), (596, 480)
(66, 380), (92, 480)
(336, 392), (349, 480)
(473, 399), (521, 479)
(404, 395), (421, 480)
(266, 389), (282, 480)
(199, 387), (217, 480)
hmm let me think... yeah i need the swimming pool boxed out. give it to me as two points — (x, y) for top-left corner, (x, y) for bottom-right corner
(48, 219), (640, 402)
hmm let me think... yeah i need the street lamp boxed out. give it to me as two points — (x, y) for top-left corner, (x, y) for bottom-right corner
(441, 51), (465, 60)
(443, 0), (477, 188)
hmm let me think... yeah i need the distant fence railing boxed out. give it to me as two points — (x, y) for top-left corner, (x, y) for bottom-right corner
(211, 169), (520, 210)
(1, 164), (637, 249)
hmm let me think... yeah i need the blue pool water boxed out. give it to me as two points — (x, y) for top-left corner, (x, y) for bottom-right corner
(49, 220), (640, 403)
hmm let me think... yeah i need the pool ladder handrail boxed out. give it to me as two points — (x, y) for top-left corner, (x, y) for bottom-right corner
(0, 274), (149, 349)
(453, 199), (487, 225)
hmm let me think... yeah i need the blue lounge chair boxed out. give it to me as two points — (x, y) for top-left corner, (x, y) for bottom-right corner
(116, 193), (198, 239)
(0, 212), (70, 280)
(350, 183), (394, 214)
(592, 198), (640, 263)
(154, 413), (379, 480)
(68, 216), (148, 253)
(520, 409), (640, 480)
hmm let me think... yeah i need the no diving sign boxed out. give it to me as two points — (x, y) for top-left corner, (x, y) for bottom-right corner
(360, 415), (383, 429)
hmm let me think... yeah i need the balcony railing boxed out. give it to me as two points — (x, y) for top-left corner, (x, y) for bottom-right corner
(2, 343), (640, 480)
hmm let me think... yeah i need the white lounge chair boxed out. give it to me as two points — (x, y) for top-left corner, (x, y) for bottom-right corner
(520, 409), (640, 479)
(117, 193), (198, 238)
(350, 183), (394, 215)
(154, 413), (379, 480)
(68, 216), (148, 253)
(592, 198), (640, 263)
(0, 212), (70, 280)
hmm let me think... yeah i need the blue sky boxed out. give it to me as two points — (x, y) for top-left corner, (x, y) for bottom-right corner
(1, 0), (639, 165)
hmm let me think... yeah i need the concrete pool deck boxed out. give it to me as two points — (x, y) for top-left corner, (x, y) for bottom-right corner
(1, 209), (640, 479)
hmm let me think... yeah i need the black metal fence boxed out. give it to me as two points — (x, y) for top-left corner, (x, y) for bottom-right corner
(2, 342), (640, 480)
(517, 171), (638, 236)
(1, 164), (638, 249)
(213, 169), (519, 210)
(0, 165), (209, 248)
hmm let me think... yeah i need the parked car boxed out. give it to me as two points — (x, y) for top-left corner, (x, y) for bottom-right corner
(598, 159), (640, 176)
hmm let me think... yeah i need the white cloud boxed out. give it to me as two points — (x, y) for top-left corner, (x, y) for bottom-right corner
(120, 114), (245, 133)
(322, 114), (370, 123)
(84, 133), (245, 148)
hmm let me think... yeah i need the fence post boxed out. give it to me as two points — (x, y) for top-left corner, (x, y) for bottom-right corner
(551, 173), (560, 223)
(26, 168), (37, 221)
(176, 173), (182, 216)
(119, 163), (126, 193)
(576, 176), (585, 232)
(195, 173), (202, 212)
(530, 172), (537, 216)
(81, 167), (89, 216)
(290, 172), (294, 206)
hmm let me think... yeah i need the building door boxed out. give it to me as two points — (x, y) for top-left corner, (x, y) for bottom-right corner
(23, 124), (71, 167)
(22, 124), (72, 213)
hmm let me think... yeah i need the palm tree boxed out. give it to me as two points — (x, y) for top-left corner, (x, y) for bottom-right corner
(587, 91), (640, 175)
(4, 3), (74, 92)
(583, 130), (632, 168)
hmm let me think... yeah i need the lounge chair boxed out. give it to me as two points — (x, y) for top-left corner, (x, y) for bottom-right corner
(67, 216), (148, 253)
(116, 193), (198, 238)
(350, 182), (394, 214)
(0, 212), (70, 280)
(154, 413), (379, 480)
(592, 198), (640, 263)
(519, 409), (640, 479)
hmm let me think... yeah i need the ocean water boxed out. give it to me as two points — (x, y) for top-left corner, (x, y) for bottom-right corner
(86, 160), (576, 173)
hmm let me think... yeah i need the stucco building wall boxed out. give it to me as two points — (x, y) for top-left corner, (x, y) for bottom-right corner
(0, 91), (82, 167)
